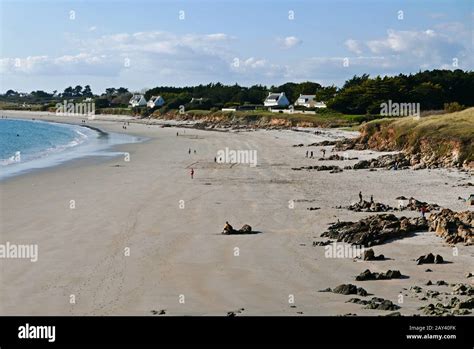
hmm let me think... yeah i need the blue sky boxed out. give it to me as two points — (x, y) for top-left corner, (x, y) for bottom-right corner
(1, 0), (472, 93)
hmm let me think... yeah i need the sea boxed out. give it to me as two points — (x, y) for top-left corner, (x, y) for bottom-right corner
(0, 118), (141, 180)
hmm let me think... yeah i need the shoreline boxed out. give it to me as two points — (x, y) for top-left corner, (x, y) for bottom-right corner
(0, 110), (472, 316)
(0, 112), (144, 181)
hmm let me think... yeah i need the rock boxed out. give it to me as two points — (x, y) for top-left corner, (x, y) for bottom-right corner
(386, 312), (401, 316)
(292, 165), (343, 172)
(349, 153), (410, 170)
(347, 297), (400, 311)
(466, 272), (473, 278)
(318, 288), (332, 292)
(436, 280), (448, 286)
(425, 269), (433, 272)
(452, 283), (473, 296)
(416, 253), (444, 265)
(343, 200), (393, 213)
(313, 240), (332, 246)
(419, 297), (473, 316)
(321, 214), (428, 247)
(332, 284), (368, 296)
(416, 253), (435, 264)
(410, 286), (422, 293)
(307, 207), (321, 211)
(428, 209), (473, 245)
(355, 269), (404, 281)
(426, 280), (432, 286)
(239, 224), (252, 233)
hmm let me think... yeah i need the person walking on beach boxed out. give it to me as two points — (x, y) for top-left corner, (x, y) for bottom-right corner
(420, 205), (426, 218)
(310, 151), (314, 158)
(188, 148), (191, 154)
(321, 149), (326, 158)
(306, 151), (308, 158)
(359, 191), (363, 203)
(176, 132), (179, 136)
(190, 168), (194, 179)
(370, 195), (374, 204)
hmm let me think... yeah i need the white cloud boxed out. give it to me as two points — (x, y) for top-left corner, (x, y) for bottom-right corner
(278, 36), (302, 49)
(345, 39), (362, 55)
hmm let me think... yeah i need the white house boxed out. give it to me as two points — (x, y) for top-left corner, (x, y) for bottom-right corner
(264, 92), (290, 107)
(129, 94), (147, 107)
(147, 95), (165, 108)
(295, 94), (327, 108)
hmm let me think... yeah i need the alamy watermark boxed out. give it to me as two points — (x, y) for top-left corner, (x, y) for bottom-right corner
(324, 242), (365, 259)
(216, 147), (257, 167)
(55, 99), (95, 117)
(380, 100), (420, 119)
(0, 241), (38, 262)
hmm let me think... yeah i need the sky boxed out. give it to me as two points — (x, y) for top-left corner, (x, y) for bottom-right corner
(0, 0), (473, 94)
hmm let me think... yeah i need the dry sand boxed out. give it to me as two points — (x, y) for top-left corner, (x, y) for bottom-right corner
(0, 111), (472, 316)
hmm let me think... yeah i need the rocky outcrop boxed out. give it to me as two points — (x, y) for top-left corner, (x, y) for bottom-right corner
(292, 165), (343, 172)
(347, 297), (400, 311)
(321, 214), (428, 247)
(428, 209), (473, 245)
(355, 269), (404, 281)
(419, 297), (473, 316)
(348, 153), (411, 170)
(337, 200), (393, 212)
(319, 284), (368, 296)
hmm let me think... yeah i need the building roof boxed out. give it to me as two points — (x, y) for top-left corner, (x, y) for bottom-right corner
(130, 94), (144, 102)
(266, 93), (284, 101)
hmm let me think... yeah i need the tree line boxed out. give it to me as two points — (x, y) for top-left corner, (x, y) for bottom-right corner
(2, 69), (473, 114)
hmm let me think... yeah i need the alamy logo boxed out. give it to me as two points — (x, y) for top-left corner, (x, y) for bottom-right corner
(18, 323), (55, 342)
(216, 147), (257, 167)
(0, 241), (38, 262)
(324, 242), (365, 259)
(56, 99), (95, 116)
(380, 100), (420, 118)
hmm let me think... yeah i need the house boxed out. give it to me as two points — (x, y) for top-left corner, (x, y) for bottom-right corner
(147, 95), (165, 108)
(129, 94), (147, 107)
(295, 94), (316, 108)
(264, 92), (290, 107)
(294, 94), (327, 108)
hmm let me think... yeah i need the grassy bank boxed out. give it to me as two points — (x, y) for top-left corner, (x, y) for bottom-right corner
(358, 108), (474, 167)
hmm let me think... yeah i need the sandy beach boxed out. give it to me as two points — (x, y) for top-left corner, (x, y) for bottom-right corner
(0, 111), (472, 316)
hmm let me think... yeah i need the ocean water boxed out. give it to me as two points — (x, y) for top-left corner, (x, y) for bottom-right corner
(0, 118), (141, 180)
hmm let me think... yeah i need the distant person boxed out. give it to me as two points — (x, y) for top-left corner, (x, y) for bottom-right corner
(305, 151), (308, 158)
(321, 149), (326, 158)
(190, 168), (194, 179)
(188, 148), (191, 154)
(214, 157), (217, 163)
(310, 151), (313, 158)
(176, 132), (179, 136)
(359, 191), (363, 203)
(194, 150), (196, 154)
(370, 195), (374, 204)
(420, 206), (427, 218)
